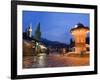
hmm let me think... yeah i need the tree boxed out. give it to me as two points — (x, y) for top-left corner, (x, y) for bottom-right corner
(70, 38), (74, 47)
(34, 23), (41, 41)
(34, 23), (42, 54)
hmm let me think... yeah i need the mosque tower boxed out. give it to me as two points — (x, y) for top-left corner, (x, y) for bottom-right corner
(27, 23), (32, 38)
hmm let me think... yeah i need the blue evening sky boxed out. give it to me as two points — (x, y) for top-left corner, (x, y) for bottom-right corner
(23, 11), (90, 44)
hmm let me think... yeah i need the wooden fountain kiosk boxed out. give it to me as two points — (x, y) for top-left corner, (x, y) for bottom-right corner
(70, 23), (89, 54)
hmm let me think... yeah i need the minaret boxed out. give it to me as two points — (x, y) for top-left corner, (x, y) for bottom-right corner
(27, 23), (32, 38)
(70, 23), (89, 54)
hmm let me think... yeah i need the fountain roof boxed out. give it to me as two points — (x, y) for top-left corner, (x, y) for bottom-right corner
(70, 23), (89, 32)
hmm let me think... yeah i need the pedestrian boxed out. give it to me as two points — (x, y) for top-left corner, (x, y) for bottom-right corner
(62, 48), (66, 56)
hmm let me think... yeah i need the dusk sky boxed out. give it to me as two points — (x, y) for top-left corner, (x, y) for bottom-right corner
(23, 11), (90, 44)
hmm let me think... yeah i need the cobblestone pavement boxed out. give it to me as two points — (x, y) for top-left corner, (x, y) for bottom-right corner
(23, 53), (89, 68)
